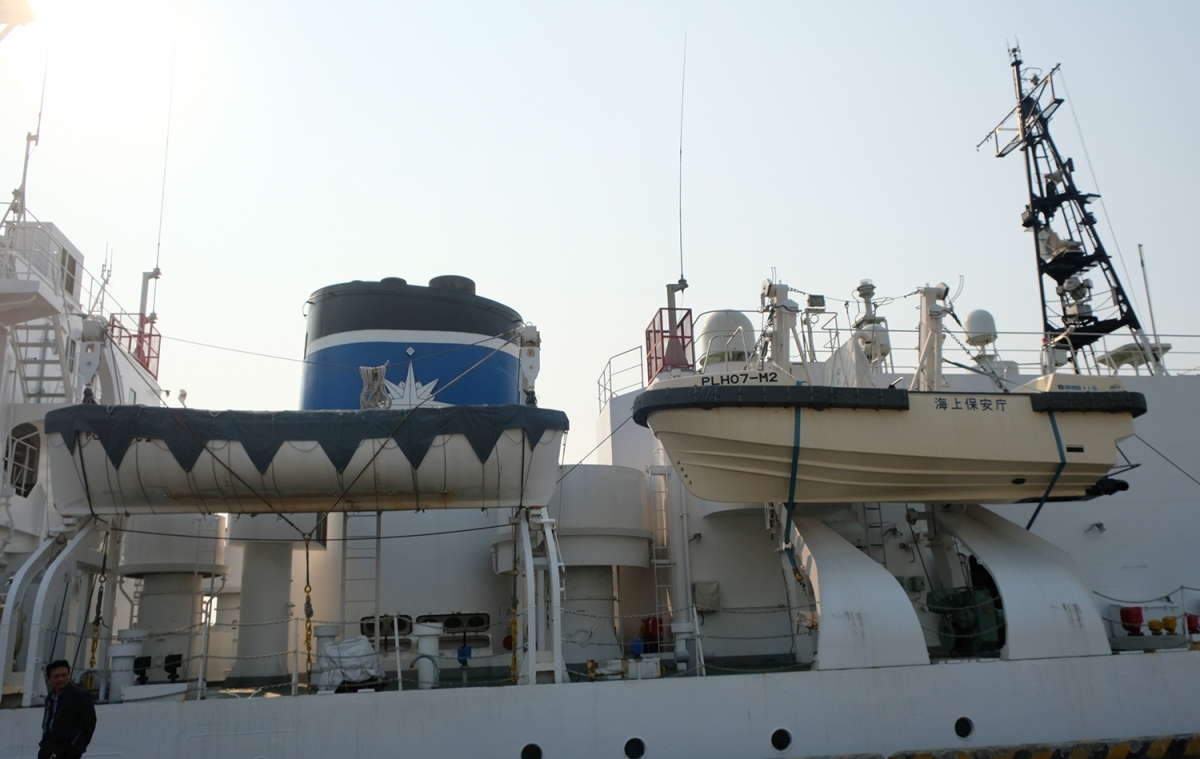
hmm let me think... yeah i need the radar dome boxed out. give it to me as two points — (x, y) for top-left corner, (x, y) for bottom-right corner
(964, 309), (998, 348)
(694, 310), (756, 370)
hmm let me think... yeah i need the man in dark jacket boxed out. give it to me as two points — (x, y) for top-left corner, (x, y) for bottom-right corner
(39, 660), (96, 759)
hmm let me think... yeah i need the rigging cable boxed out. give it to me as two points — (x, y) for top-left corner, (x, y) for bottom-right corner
(109, 521), (512, 543)
(1133, 434), (1200, 490)
(1025, 411), (1067, 531)
(1057, 70), (1143, 318)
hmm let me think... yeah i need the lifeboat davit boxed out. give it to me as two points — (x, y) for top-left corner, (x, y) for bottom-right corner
(632, 373), (1144, 505)
(46, 404), (567, 515)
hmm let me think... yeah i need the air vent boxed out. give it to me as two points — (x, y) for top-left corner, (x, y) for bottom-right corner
(415, 612), (491, 632)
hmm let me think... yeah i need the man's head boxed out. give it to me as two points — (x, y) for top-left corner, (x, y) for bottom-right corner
(44, 660), (71, 694)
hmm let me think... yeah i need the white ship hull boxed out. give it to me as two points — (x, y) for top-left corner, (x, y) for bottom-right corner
(3, 651), (1199, 758)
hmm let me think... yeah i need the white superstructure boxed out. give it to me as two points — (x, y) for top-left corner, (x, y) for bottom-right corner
(1, 47), (1198, 759)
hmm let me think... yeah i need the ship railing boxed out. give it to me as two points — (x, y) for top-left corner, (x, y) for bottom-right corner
(20, 599), (824, 704)
(601, 326), (1200, 397)
(597, 345), (644, 411)
(1092, 586), (1200, 640)
(645, 307), (694, 384)
(107, 313), (162, 379)
(0, 221), (146, 334)
(798, 324), (1200, 381)
(0, 220), (86, 306)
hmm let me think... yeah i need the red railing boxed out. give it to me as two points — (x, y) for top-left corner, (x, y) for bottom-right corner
(109, 314), (161, 379)
(645, 307), (694, 383)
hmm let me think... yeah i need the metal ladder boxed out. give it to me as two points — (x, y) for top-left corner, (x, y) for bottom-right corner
(649, 468), (673, 652)
(340, 511), (382, 645)
(11, 315), (71, 403)
(862, 502), (888, 568)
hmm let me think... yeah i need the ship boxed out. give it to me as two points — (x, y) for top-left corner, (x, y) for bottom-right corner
(1, 47), (1199, 759)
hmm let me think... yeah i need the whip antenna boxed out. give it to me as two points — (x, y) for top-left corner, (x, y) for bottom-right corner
(150, 46), (177, 314)
(678, 35), (687, 282)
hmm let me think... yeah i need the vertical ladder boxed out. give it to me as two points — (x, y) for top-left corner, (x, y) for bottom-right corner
(129, 577), (144, 628)
(340, 512), (381, 642)
(648, 467), (673, 652)
(863, 502), (888, 568)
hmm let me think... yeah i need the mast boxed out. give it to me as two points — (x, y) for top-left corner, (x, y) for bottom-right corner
(980, 47), (1165, 376)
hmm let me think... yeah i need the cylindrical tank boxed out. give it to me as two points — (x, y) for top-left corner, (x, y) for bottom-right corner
(223, 542), (293, 686)
(119, 514), (227, 684)
(121, 514), (226, 577)
(301, 276), (524, 409)
(561, 566), (622, 664)
(135, 574), (203, 684)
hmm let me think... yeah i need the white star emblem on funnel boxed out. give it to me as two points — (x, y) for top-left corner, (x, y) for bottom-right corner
(384, 362), (446, 408)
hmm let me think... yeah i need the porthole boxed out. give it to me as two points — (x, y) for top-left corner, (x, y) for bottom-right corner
(771, 728), (792, 751)
(624, 737), (646, 758)
(520, 743), (542, 759)
(955, 717), (974, 739)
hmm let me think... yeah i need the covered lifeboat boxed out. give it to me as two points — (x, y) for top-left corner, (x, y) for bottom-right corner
(46, 275), (568, 516)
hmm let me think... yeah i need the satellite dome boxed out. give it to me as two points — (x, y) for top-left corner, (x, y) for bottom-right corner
(694, 310), (756, 369)
(964, 309), (998, 348)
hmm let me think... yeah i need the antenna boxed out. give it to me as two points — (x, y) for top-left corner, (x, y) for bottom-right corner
(1137, 243), (1162, 352)
(150, 47), (177, 316)
(8, 55), (48, 225)
(677, 34), (687, 283)
(981, 48), (1165, 375)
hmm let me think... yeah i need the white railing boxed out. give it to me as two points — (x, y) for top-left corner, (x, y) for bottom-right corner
(1, 220), (143, 336)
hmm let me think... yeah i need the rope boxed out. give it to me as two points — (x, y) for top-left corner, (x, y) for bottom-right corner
(358, 363), (391, 410)
(782, 405), (804, 583)
(1026, 410), (1066, 530)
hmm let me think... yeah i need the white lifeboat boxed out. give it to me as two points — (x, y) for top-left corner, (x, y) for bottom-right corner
(632, 372), (1142, 505)
(45, 405), (567, 515)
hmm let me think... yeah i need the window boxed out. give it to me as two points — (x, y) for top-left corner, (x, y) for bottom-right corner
(6, 423), (40, 497)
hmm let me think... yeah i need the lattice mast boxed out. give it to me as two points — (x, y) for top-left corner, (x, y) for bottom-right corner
(982, 48), (1165, 375)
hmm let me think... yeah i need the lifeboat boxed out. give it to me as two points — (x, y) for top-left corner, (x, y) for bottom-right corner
(632, 373), (1144, 505)
(45, 404), (568, 515)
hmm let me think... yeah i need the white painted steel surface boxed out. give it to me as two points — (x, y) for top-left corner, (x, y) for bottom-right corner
(936, 504), (1111, 659)
(793, 516), (930, 670)
(2, 651), (1199, 757)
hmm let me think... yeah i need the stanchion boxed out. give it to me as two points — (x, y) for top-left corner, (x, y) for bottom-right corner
(291, 618), (300, 697)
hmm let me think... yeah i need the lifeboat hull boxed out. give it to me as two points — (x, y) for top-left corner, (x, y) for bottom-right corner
(632, 384), (1143, 505)
(45, 405), (567, 515)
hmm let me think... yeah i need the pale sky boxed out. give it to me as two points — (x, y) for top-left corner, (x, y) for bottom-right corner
(2, 1), (1198, 463)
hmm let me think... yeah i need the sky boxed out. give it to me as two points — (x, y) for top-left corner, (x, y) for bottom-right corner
(1, 1), (1198, 464)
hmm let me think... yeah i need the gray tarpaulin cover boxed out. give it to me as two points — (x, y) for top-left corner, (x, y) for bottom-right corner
(45, 405), (569, 474)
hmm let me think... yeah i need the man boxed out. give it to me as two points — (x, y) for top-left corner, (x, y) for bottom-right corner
(39, 660), (96, 759)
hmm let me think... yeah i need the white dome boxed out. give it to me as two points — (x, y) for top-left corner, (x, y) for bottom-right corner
(964, 309), (998, 348)
(694, 310), (756, 369)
